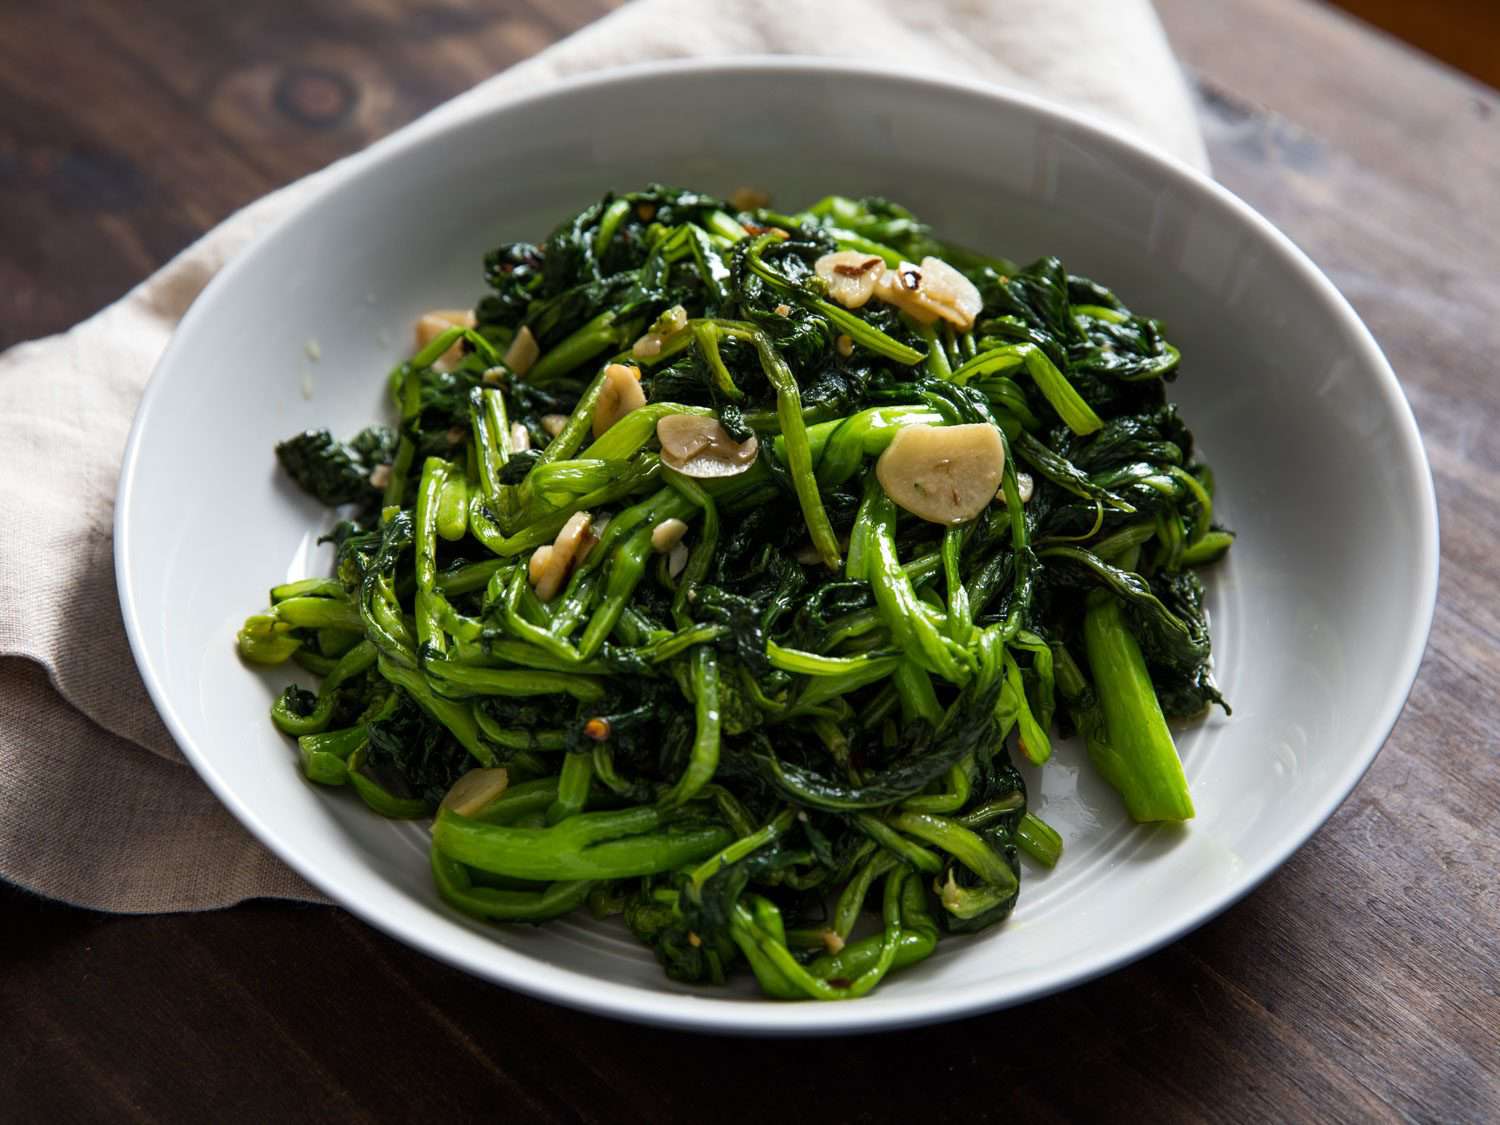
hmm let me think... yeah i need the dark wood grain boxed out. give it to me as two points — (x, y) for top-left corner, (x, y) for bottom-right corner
(4, 0), (1499, 1121)
(1329, 0), (1500, 88)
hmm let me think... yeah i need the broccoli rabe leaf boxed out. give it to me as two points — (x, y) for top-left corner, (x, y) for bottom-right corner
(364, 693), (471, 807)
(275, 426), (395, 507)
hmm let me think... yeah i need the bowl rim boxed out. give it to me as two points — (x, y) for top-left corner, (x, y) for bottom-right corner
(115, 55), (1440, 1035)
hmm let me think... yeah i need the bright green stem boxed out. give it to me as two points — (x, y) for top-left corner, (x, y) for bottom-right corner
(753, 329), (841, 570)
(661, 646), (720, 808)
(527, 311), (627, 385)
(433, 804), (733, 881)
(431, 849), (594, 922)
(865, 484), (967, 684)
(690, 807), (797, 892)
(810, 866), (938, 982)
(1082, 593), (1195, 821)
(270, 639), (376, 736)
(888, 811), (1018, 896)
(423, 661), (605, 702)
(545, 751), (594, 825)
(952, 344), (1102, 435)
(1015, 811), (1063, 867)
(1178, 529), (1235, 567)
(594, 197), (632, 256)
(892, 661), (942, 725)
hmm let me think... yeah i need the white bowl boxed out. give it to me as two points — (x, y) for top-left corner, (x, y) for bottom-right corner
(115, 59), (1438, 1034)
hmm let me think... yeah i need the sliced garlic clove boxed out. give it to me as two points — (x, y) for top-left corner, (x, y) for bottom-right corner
(509, 422), (532, 453)
(553, 511), (593, 567)
(874, 257), (983, 330)
(667, 540), (690, 579)
(656, 414), (759, 478)
(503, 325), (539, 377)
(593, 363), (647, 438)
(876, 423), (1006, 525)
(528, 544), (556, 594)
(651, 517), (689, 553)
(916, 256), (984, 330)
(439, 767), (510, 818)
(541, 413), (569, 438)
(527, 511), (594, 601)
(814, 251), (887, 309)
(875, 262), (938, 324)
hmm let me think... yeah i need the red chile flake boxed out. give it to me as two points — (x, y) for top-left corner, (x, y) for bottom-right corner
(833, 256), (882, 278)
(636, 202), (656, 221)
(828, 978), (853, 989)
(583, 717), (612, 741)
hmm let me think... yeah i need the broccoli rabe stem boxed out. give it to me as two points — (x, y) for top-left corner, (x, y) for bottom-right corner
(733, 866), (933, 1000)
(864, 481), (969, 684)
(657, 646), (721, 808)
(526, 311), (634, 385)
(807, 868), (939, 983)
(545, 751), (594, 825)
(431, 849), (595, 922)
(433, 804), (733, 881)
(752, 328), (842, 570)
(1178, 529), (1235, 567)
(951, 343), (1103, 436)
(1015, 811), (1064, 867)
(1081, 592), (1195, 822)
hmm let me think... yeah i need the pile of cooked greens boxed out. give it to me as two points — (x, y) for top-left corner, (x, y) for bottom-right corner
(238, 187), (1230, 1000)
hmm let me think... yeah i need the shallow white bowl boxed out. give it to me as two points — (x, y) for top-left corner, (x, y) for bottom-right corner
(116, 59), (1437, 1034)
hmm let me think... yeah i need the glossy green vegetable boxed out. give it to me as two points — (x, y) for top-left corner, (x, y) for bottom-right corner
(238, 186), (1231, 999)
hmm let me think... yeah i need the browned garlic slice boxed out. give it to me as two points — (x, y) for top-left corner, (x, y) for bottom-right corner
(414, 309), (475, 371)
(657, 415), (759, 478)
(875, 423), (1005, 525)
(814, 251), (887, 309)
(439, 767), (510, 818)
(593, 363), (647, 438)
(528, 511), (593, 601)
(874, 256), (983, 330)
(504, 325), (539, 377)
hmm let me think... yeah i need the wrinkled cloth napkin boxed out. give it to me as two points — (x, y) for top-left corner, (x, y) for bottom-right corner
(0, 0), (1205, 913)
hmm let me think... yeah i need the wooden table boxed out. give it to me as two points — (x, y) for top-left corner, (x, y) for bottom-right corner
(4, 1), (1497, 1119)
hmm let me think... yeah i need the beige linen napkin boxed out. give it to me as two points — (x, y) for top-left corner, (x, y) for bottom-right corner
(0, 0), (1206, 913)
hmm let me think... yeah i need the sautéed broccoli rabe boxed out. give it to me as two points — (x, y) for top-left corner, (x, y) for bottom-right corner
(238, 187), (1230, 999)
